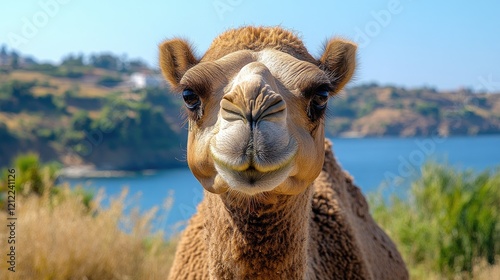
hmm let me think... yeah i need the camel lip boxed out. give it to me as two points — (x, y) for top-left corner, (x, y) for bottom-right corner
(209, 137), (298, 195)
(213, 159), (294, 196)
(209, 138), (298, 173)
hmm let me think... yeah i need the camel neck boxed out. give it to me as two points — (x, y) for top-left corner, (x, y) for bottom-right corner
(203, 187), (313, 279)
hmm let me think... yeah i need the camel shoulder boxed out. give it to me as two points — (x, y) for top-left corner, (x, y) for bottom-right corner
(309, 139), (409, 280)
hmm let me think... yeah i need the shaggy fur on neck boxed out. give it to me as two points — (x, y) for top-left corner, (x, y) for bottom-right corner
(204, 189), (311, 279)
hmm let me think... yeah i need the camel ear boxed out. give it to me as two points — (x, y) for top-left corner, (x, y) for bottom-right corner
(159, 39), (198, 88)
(319, 39), (357, 94)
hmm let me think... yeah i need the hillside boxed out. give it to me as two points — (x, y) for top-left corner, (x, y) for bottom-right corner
(327, 84), (500, 137)
(1, 50), (499, 171)
(0, 51), (188, 171)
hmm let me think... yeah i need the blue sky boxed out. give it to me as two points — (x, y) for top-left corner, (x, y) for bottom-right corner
(1, 0), (499, 91)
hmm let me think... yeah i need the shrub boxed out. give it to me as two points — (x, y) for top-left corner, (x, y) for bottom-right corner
(331, 98), (356, 117)
(371, 162), (500, 279)
(416, 102), (439, 117)
(96, 75), (123, 87)
(28, 63), (57, 72)
(0, 153), (59, 197)
(28, 64), (85, 78)
(34, 127), (56, 140)
(52, 68), (84, 79)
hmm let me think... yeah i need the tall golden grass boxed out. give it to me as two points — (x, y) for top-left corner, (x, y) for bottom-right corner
(0, 185), (177, 279)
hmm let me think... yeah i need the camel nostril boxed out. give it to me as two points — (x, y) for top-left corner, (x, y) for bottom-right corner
(221, 98), (246, 122)
(221, 77), (287, 128)
(221, 98), (286, 129)
(258, 98), (286, 120)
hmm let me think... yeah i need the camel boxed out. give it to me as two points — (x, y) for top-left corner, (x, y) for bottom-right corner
(159, 26), (408, 279)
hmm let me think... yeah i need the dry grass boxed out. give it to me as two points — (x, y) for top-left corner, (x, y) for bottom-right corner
(408, 263), (500, 280)
(473, 262), (500, 280)
(0, 186), (177, 279)
(7, 71), (50, 82)
(0, 112), (43, 135)
(5, 70), (122, 98)
(0, 113), (17, 130)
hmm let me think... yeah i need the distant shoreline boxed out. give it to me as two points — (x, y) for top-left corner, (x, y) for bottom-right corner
(58, 166), (162, 179)
(57, 134), (500, 179)
(331, 133), (500, 139)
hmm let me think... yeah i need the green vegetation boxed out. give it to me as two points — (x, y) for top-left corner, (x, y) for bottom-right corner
(28, 63), (88, 79)
(415, 101), (440, 117)
(371, 162), (500, 279)
(0, 155), (177, 279)
(0, 154), (88, 209)
(0, 80), (60, 113)
(96, 75), (123, 87)
(3, 153), (59, 195)
(0, 75), (186, 170)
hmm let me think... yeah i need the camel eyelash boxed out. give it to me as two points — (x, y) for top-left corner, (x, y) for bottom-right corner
(303, 83), (333, 98)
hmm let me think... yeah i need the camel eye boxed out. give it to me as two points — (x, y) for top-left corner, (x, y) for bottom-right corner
(311, 90), (329, 110)
(307, 89), (329, 121)
(182, 89), (201, 110)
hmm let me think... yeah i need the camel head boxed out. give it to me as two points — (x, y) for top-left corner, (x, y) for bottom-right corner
(159, 27), (356, 198)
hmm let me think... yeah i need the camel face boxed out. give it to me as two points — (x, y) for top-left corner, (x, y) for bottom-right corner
(160, 27), (357, 197)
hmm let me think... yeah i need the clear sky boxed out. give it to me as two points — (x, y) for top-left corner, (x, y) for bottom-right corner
(1, 0), (499, 91)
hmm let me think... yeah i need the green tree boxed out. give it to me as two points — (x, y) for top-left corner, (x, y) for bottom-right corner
(61, 53), (85, 67)
(416, 102), (439, 118)
(71, 110), (92, 131)
(96, 75), (123, 87)
(10, 51), (19, 69)
(89, 53), (121, 70)
(0, 44), (7, 56)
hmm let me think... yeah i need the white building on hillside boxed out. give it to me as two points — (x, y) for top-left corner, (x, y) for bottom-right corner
(130, 72), (165, 89)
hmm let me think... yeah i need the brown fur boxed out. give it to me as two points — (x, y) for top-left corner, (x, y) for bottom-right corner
(202, 26), (316, 63)
(160, 26), (408, 279)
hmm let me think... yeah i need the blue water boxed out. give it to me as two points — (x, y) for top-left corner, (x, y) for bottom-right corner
(61, 135), (500, 234)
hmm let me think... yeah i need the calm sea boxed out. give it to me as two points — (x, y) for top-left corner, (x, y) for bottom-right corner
(61, 135), (500, 233)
